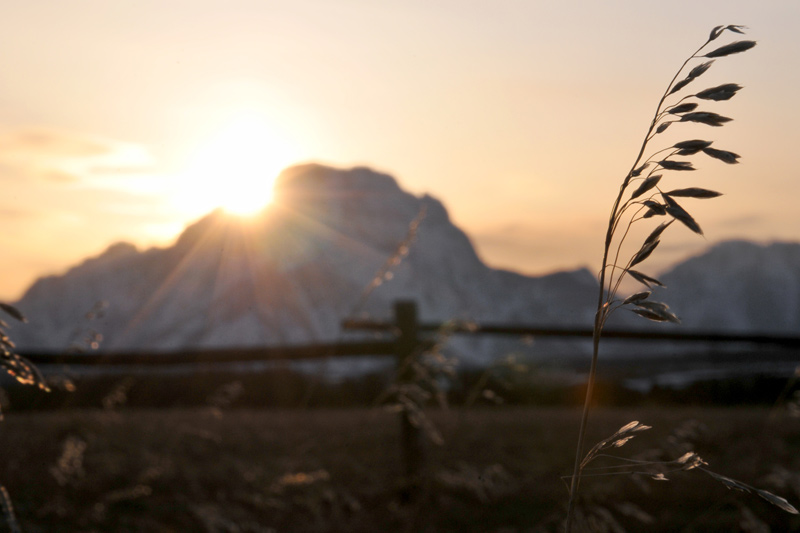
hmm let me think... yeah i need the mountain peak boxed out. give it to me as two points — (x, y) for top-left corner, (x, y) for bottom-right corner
(11, 164), (599, 355)
(274, 164), (401, 199)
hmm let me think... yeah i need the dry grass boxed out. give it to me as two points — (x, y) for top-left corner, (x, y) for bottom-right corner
(0, 405), (797, 531)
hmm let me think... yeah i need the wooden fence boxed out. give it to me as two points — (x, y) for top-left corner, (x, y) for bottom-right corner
(24, 299), (800, 369)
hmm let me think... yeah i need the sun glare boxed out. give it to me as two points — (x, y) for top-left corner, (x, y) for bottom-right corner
(174, 112), (295, 217)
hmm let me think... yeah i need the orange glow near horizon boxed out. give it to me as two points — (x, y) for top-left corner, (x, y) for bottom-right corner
(172, 112), (296, 217)
(0, 1), (798, 302)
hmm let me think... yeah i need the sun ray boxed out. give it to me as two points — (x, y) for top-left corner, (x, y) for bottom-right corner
(111, 214), (230, 349)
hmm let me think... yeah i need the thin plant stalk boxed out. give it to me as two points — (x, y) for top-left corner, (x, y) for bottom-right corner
(566, 45), (696, 527)
(565, 25), (756, 532)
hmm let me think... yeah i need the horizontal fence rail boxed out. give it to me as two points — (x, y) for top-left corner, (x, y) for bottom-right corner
(21, 315), (800, 367)
(21, 340), (404, 366)
(342, 319), (800, 347)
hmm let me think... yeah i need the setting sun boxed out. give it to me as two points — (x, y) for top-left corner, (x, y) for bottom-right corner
(174, 112), (296, 217)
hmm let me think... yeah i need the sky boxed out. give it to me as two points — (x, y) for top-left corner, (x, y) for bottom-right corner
(0, 1), (798, 300)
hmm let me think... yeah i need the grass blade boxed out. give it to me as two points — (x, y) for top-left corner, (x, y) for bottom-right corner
(703, 147), (740, 164)
(673, 139), (713, 155)
(627, 270), (666, 288)
(0, 304), (26, 323)
(679, 112), (733, 127)
(662, 194), (703, 235)
(668, 102), (699, 114)
(756, 489), (800, 514)
(630, 239), (659, 267)
(658, 160), (694, 171)
(630, 174), (662, 199)
(696, 83), (743, 101)
(663, 188), (722, 199)
(644, 220), (673, 245)
(704, 40), (757, 58)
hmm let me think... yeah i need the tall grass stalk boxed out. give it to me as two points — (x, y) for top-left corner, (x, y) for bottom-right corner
(565, 25), (758, 531)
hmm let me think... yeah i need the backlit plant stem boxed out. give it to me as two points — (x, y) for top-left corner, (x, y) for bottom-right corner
(565, 32), (738, 532)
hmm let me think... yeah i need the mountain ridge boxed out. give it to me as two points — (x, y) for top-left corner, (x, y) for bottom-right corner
(10, 164), (799, 361)
(12, 164), (598, 359)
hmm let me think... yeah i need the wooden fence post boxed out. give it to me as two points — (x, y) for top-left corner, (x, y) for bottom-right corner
(394, 300), (424, 502)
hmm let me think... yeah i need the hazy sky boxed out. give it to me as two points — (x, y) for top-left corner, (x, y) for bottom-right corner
(0, 1), (798, 300)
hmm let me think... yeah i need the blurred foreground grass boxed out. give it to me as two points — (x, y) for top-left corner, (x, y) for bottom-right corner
(1, 406), (799, 532)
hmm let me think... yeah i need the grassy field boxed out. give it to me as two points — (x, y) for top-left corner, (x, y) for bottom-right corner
(0, 406), (799, 532)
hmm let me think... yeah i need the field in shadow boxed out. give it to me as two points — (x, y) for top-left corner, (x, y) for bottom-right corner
(0, 406), (799, 531)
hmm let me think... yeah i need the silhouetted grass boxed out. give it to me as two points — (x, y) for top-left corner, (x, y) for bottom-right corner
(564, 25), (793, 530)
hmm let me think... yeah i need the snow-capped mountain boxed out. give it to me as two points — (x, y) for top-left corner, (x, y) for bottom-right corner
(12, 164), (598, 359)
(11, 165), (798, 363)
(653, 240), (800, 334)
